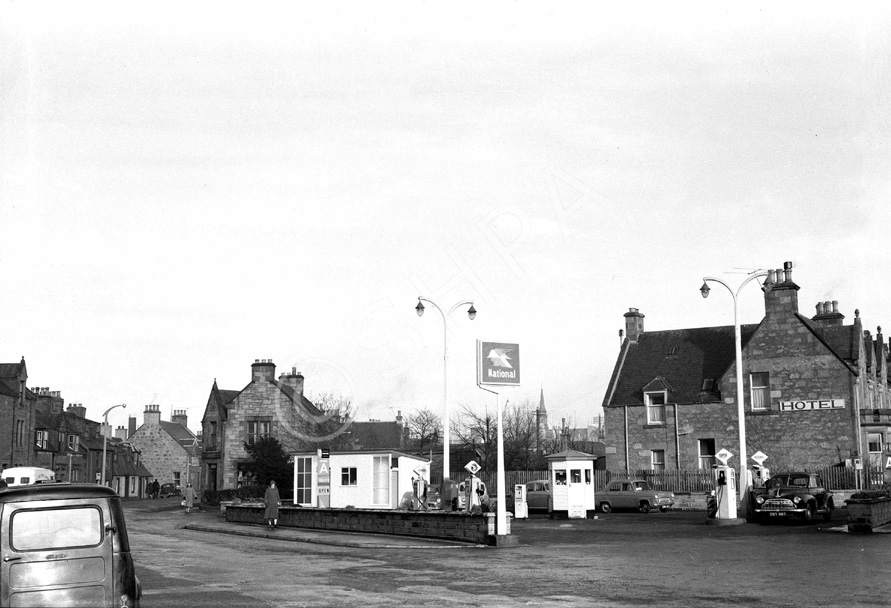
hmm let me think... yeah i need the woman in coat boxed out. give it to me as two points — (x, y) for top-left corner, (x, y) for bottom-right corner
(264, 480), (281, 528)
(183, 483), (196, 514)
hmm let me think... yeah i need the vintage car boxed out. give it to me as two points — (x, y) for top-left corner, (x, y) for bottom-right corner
(0, 483), (141, 607)
(751, 472), (834, 522)
(599, 479), (674, 513)
(159, 482), (181, 498)
(490, 479), (552, 514)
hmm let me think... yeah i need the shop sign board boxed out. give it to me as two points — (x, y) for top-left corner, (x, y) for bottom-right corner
(477, 340), (520, 386)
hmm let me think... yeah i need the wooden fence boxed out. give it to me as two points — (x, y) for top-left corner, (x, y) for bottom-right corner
(473, 466), (872, 494)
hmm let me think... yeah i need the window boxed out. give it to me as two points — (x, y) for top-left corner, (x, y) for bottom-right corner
(341, 467), (357, 486)
(246, 419), (271, 445)
(295, 457), (313, 505)
(646, 392), (666, 424)
(174, 472), (181, 486)
(570, 469), (582, 483)
(35, 430), (48, 450)
(585, 470), (592, 484)
(15, 420), (25, 447)
(372, 456), (389, 505)
(67, 434), (79, 452)
(12, 507), (102, 551)
(651, 449), (665, 471)
(750, 372), (770, 411)
(698, 439), (716, 469)
(868, 433), (883, 468)
(554, 470), (567, 485)
(209, 421), (217, 448)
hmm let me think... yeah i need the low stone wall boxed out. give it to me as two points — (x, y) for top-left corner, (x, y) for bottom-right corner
(226, 505), (492, 544)
(846, 496), (891, 532)
(671, 492), (709, 511)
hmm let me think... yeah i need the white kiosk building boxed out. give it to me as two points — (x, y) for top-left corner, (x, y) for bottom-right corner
(545, 450), (597, 518)
(290, 449), (430, 510)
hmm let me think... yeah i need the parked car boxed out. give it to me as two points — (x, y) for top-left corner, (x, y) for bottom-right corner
(491, 479), (551, 513)
(0, 482), (142, 607)
(751, 472), (834, 522)
(159, 483), (181, 498)
(424, 483), (442, 510)
(1, 466), (56, 486)
(599, 479), (674, 513)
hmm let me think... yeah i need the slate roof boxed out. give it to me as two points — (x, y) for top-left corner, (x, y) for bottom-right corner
(349, 420), (404, 450)
(160, 421), (196, 447)
(0, 361), (25, 398)
(604, 324), (759, 407)
(604, 316), (861, 408)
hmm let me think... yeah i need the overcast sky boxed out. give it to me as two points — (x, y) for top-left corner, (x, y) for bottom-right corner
(2, 2), (890, 435)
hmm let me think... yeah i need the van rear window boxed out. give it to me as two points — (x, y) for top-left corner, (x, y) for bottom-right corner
(12, 507), (102, 551)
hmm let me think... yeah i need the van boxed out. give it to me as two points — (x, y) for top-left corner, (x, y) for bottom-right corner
(0, 483), (141, 607)
(1, 466), (56, 486)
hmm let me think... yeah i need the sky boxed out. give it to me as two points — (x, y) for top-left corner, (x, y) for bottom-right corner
(2, 2), (891, 436)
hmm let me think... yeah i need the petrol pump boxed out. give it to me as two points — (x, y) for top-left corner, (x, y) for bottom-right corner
(465, 475), (484, 512)
(412, 475), (427, 510)
(513, 483), (528, 519)
(713, 464), (737, 519)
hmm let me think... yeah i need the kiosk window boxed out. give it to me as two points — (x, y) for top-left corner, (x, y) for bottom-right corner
(555, 470), (567, 485)
(341, 467), (357, 486)
(585, 470), (592, 484)
(570, 469), (581, 483)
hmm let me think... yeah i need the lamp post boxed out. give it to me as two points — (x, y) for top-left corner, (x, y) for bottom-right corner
(415, 296), (477, 481)
(100, 403), (126, 486)
(700, 270), (774, 507)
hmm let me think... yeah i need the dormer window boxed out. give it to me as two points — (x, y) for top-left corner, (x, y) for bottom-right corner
(645, 392), (666, 424)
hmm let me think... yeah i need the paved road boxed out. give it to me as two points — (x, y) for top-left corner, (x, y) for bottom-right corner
(123, 498), (891, 608)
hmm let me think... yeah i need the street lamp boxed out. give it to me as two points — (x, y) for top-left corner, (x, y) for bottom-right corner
(101, 403), (126, 486)
(415, 296), (476, 481)
(700, 269), (775, 509)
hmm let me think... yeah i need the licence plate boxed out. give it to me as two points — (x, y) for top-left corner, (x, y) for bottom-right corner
(769, 512), (788, 517)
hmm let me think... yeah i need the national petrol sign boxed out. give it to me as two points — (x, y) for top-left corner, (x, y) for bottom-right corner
(477, 340), (520, 386)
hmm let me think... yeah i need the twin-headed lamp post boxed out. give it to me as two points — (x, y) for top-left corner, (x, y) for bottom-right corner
(700, 270), (775, 507)
(415, 297), (476, 481)
(100, 403), (126, 486)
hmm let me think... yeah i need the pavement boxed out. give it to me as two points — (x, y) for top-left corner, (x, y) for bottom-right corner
(123, 497), (488, 549)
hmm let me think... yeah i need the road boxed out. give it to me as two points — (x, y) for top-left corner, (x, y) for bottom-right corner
(123, 498), (891, 608)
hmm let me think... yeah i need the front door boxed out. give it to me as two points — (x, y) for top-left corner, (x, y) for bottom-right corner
(1, 499), (113, 607)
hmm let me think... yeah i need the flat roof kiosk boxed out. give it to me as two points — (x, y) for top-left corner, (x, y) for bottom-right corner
(546, 450), (597, 519)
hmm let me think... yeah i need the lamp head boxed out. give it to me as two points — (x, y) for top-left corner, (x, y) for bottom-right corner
(415, 299), (425, 317)
(467, 304), (477, 320)
(700, 282), (710, 299)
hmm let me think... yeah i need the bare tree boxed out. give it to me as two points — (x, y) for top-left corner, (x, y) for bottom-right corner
(405, 407), (442, 455)
(305, 392), (356, 450)
(452, 401), (498, 473)
(502, 398), (540, 469)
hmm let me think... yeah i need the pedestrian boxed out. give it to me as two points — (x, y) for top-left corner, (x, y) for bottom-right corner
(264, 480), (281, 528)
(183, 482), (196, 514)
(152, 479), (160, 500)
(146, 479), (153, 498)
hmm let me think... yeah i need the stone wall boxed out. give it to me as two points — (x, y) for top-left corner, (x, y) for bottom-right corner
(226, 505), (492, 544)
(846, 497), (891, 532)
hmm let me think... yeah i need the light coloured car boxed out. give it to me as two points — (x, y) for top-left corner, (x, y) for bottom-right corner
(599, 479), (674, 513)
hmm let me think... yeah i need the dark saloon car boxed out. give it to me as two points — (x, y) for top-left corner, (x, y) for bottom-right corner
(0, 483), (141, 607)
(159, 483), (181, 498)
(751, 472), (834, 522)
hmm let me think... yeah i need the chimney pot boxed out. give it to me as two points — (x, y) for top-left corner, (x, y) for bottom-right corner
(816, 302), (824, 315)
(832, 300), (839, 314)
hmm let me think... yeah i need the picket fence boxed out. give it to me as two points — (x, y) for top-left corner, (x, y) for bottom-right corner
(472, 466), (870, 494)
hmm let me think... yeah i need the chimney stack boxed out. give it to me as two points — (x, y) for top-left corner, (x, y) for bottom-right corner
(171, 409), (188, 429)
(66, 403), (87, 418)
(115, 425), (129, 440)
(251, 359), (276, 383)
(764, 261), (799, 319)
(812, 299), (845, 327)
(278, 367), (305, 399)
(129, 416), (137, 437)
(143, 404), (162, 426)
(623, 308), (645, 343)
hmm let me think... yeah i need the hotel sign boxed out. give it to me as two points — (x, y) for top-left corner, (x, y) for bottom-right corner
(779, 399), (845, 412)
(477, 340), (520, 386)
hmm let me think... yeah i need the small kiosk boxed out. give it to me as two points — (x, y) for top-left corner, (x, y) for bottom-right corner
(545, 450), (597, 519)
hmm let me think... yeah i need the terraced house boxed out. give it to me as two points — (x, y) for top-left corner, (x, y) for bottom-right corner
(603, 262), (891, 483)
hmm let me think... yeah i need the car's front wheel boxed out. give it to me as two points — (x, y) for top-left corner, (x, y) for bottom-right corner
(599, 502), (612, 514)
(659, 506), (669, 513)
(823, 502), (834, 521)
(639, 501), (651, 514)
(803, 502), (815, 523)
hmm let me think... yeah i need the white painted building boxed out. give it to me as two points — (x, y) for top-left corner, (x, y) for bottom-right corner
(290, 449), (430, 510)
(546, 450), (597, 518)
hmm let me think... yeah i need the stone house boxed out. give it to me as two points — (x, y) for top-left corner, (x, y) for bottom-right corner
(128, 404), (199, 491)
(602, 262), (890, 481)
(200, 359), (325, 494)
(0, 358), (35, 470)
